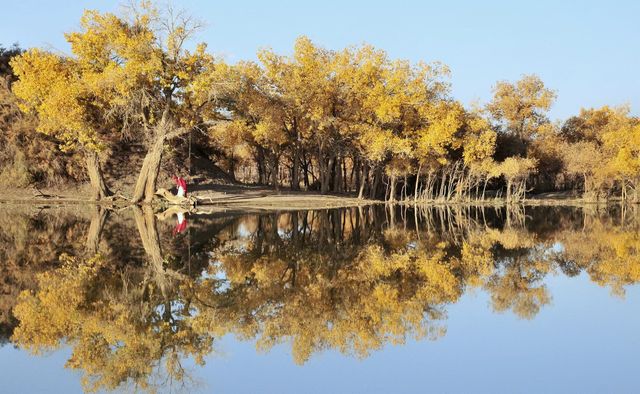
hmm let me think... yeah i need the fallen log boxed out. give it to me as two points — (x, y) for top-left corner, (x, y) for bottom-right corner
(154, 188), (197, 206)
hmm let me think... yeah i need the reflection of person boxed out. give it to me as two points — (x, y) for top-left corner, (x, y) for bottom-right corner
(173, 211), (188, 235)
(172, 176), (187, 197)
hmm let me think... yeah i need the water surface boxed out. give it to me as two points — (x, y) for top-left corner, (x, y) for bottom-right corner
(0, 204), (639, 393)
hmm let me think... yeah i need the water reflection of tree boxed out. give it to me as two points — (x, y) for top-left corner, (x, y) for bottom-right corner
(0, 207), (90, 344)
(5, 204), (640, 392)
(193, 209), (460, 364)
(11, 206), (221, 392)
(551, 208), (640, 296)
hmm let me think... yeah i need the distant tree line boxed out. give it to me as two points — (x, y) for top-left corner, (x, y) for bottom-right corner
(1, 3), (639, 203)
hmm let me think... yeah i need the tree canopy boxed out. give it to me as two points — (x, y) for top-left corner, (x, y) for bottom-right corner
(2, 2), (639, 203)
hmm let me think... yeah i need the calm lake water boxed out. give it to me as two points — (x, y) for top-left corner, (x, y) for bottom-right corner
(0, 204), (639, 393)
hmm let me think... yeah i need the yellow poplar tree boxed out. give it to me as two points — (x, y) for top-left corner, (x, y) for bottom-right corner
(14, 4), (224, 202)
(11, 49), (112, 199)
(486, 74), (556, 143)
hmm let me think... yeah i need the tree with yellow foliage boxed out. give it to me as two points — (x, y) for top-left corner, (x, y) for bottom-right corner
(486, 74), (556, 147)
(561, 106), (640, 201)
(11, 48), (114, 199)
(461, 112), (498, 200)
(11, 4), (224, 202)
(6, 4), (640, 204)
(496, 156), (537, 202)
(601, 109), (640, 202)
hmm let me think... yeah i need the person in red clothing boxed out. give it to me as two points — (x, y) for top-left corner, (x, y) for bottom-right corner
(173, 211), (188, 235)
(172, 175), (187, 197)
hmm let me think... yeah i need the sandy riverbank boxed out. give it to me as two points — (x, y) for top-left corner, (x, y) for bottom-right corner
(0, 185), (626, 210)
(0, 184), (377, 210)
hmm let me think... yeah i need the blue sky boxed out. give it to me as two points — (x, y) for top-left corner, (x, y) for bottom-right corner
(1, 0), (638, 120)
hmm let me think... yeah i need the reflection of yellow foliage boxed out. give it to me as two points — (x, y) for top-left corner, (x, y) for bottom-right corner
(13, 254), (213, 393)
(9, 205), (640, 392)
(486, 227), (536, 249)
(460, 237), (494, 287)
(560, 220), (640, 296)
(195, 235), (463, 364)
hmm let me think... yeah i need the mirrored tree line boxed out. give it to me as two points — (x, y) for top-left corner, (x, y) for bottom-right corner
(1, 204), (639, 391)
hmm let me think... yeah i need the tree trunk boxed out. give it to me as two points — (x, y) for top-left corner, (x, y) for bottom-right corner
(322, 155), (335, 194)
(271, 153), (280, 191)
(334, 156), (343, 193)
(414, 163), (422, 202)
(257, 149), (266, 184)
(370, 167), (380, 199)
(388, 175), (397, 202)
(438, 169), (447, 200)
(354, 157), (361, 195)
(302, 152), (310, 189)
(291, 145), (300, 191)
(319, 148), (329, 194)
(426, 172), (433, 200)
(402, 175), (408, 201)
(85, 150), (111, 201)
(343, 157), (349, 192)
(358, 163), (368, 199)
(132, 129), (166, 203)
(482, 177), (489, 201)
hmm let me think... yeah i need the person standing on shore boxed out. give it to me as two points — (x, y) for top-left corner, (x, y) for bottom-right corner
(173, 176), (187, 198)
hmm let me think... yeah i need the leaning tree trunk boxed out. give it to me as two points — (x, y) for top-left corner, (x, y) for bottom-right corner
(85, 150), (111, 201)
(482, 177), (489, 201)
(132, 128), (167, 203)
(414, 163), (422, 202)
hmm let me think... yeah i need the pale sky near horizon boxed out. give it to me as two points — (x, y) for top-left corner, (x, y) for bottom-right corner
(1, 0), (638, 120)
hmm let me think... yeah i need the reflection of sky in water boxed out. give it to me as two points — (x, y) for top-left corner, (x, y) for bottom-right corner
(199, 273), (640, 393)
(278, 229), (292, 239)
(207, 260), (231, 293)
(237, 223), (251, 238)
(3, 273), (638, 394)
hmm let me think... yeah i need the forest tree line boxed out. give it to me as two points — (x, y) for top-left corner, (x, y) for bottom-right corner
(1, 3), (639, 203)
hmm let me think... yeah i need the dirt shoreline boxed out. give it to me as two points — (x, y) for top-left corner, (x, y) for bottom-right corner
(0, 184), (378, 210)
(0, 186), (627, 210)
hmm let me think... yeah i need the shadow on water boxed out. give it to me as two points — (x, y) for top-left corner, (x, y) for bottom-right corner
(0, 203), (639, 392)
